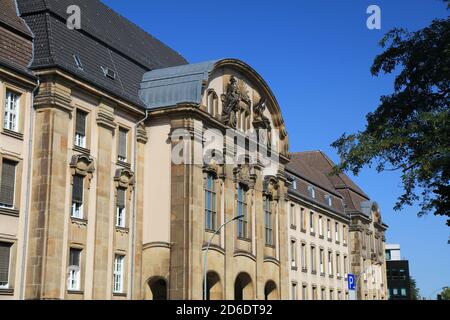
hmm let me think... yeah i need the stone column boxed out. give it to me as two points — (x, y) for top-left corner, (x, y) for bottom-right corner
(25, 77), (72, 299)
(133, 123), (147, 299)
(92, 102), (116, 299)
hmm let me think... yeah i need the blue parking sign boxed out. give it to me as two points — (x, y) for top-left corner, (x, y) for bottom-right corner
(348, 274), (355, 290)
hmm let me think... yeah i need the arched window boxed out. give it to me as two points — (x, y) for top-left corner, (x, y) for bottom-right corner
(204, 173), (217, 230)
(264, 197), (273, 245)
(207, 90), (218, 116)
(237, 184), (248, 238)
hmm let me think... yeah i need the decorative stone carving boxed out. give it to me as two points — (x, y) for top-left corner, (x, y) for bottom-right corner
(233, 164), (256, 188)
(221, 76), (251, 128)
(69, 154), (95, 187)
(263, 175), (280, 200)
(96, 102), (116, 131)
(253, 97), (272, 149)
(114, 168), (135, 192)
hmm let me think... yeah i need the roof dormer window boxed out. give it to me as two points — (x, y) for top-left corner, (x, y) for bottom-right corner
(101, 66), (116, 79)
(307, 186), (315, 199)
(325, 195), (332, 206)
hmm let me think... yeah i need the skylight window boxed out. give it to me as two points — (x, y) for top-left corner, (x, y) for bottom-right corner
(73, 54), (83, 70)
(101, 66), (116, 79)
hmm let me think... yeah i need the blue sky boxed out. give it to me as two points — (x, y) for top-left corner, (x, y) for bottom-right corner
(102, 0), (449, 298)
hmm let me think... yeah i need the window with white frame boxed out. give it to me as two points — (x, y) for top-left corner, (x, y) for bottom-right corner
(300, 208), (306, 231)
(67, 248), (81, 291)
(74, 109), (87, 148)
(205, 173), (217, 231)
(290, 203), (296, 227)
(335, 222), (340, 242)
(71, 175), (84, 219)
(321, 287), (326, 300)
(310, 246), (316, 273)
(329, 289), (334, 300)
(290, 240), (297, 268)
(336, 253), (341, 277)
(3, 90), (20, 132)
(318, 215), (323, 236)
(264, 197), (273, 246)
(302, 284), (307, 300)
(301, 243), (306, 270)
(116, 188), (126, 228)
(319, 248), (324, 274)
(113, 254), (125, 293)
(343, 225), (347, 245)
(0, 242), (11, 289)
(312, 286), (317, 300)
(327, 219), (331, 239)
(292, 178), (297, 190)
(237, 184), (248, 239)
(328, 251), (333, 275)
(309, 211), (314, 233)
(344, 255), (348, 278)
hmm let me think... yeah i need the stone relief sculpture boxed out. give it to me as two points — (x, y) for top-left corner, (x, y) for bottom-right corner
(253, 97), (272, 149)
(221, 76), (251, 128)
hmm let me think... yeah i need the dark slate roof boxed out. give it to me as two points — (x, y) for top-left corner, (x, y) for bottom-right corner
(16, 0), (188, 106)
(288, 151), (372, 216)
(0, 0), (33, 76)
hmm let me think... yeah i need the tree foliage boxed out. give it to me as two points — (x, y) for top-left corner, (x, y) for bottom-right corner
(332, 9), (450, 226)
(409, 276), (421, 300)
(439, 287), (450, 300)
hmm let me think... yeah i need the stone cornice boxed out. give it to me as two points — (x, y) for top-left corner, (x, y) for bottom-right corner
(96, 103), (116, 131)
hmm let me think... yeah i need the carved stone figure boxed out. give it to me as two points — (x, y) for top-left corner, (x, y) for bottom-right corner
(221, 76), (250, 128)
(253, 97), (272, 149)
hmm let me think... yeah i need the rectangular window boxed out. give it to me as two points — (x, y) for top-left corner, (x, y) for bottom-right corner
(301, 208), (306, 231)
(113, 255), (125, 293)
(312, 286), (317, 300)
(318, 216), (323, 236)
(3, 90), (20, 132)
(301, 243), (306, 270)
(68, 248), (81, 291)
(337, 291), (342, 300)
(74, 110), (87, 148)
(336, 253), (341, 277)
(329, 289), (334, 300)
(320, 249), (324, 274)
(116, 188), (126, 228)
(309, 212), (314, 233)
(237, 184), (248, 239)
(321, 288), (326, 300)
(118, 128), (128, 162)
(264, 198), (273, 246)
(292, 179), (297, 189)
(0, 159), (16, 208)
(291, 282), (297, 300)
(71, 175), (84, 219)
(363, 259), (367, 281)
(327, 219), (331, 239)
(302, 285), (307, 300)
(307, 186), (315, 198)
(204, 174), (217, 230)
(0, 242), (11, 289)
(328, 251), (333, 276)
(343, 225), (347, 245)
(291, 240), (297, 268)
(393, 288), (398, 296)
(335, 222), (340, 242)
(290, 204), (296, 227)
(401, 288), (407, 297)
(325, 195), (332, 206)
(310, 246), (316, 273)
(344, 255), (348, 278)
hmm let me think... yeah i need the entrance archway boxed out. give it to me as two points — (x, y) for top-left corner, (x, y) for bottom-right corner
(234, 272), (254, 300)
(148, 277), (168, 300)
(203, 271), (223, 300)
(264, 280), (278, 300)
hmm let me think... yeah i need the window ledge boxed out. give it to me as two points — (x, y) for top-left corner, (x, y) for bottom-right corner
(0, 207), (19, 217)
(319, 235), (324, 240)
(73, 145), (91, 155)
(205, 228), (219, 234)
(335, 241), (340, 245)
(71, 217), (88, 226)
(311, 270), (317, 275)
(265, 244), (276, 249)
(290, 224), (297, 230)
(116, 227), (129, 234)
(320, 272), (325, 277)
(300, 228), (306, 233)
(2, 128), (23, 140)
(310, 232), (316, 237)
(67, 290), (84, 295)
(116, 160), (131, 169)
(329, 275), (334, 279)
(301, 268), (308, 273)
(291, 266), (298, 271)
(113, 292), (127, 297)
(0, 288), (14, 295)
(237, 236), (251, 243)
(327, 238), (332, 242)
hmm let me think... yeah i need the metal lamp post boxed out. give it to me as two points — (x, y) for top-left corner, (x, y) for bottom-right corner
(203, 215), (244, 300)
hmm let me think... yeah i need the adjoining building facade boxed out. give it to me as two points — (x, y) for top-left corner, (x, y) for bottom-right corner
(385, 244), (411, 300)
(286, 152), (388, 300)
(0, 0), (387, 300)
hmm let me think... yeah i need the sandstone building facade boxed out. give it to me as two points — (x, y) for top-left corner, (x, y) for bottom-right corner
(0, 0), (387, 300)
